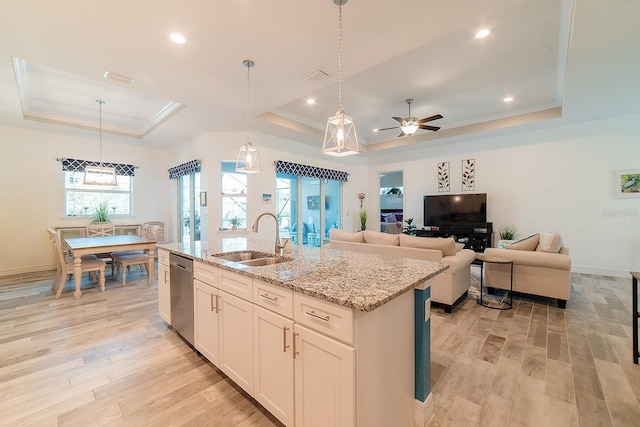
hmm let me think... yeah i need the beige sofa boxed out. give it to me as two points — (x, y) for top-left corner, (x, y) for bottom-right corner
(325, 229), (476, 313)
(483, 232), (571, 308)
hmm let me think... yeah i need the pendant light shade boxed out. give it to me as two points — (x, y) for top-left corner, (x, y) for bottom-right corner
(236, 59), (262, 173)
(84, 100), (117, 186)
(323, 0), (359, 157)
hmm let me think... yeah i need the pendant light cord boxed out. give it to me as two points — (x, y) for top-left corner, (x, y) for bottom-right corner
(246, 61), (252, 144)
(97, 99), (105, 165)
(338, 2), (343, 112)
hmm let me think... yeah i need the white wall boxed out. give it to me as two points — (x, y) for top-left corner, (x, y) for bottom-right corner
(0, 124), (172, 276)
(169, 131), (369, 244)
(368, 113), (640, 276)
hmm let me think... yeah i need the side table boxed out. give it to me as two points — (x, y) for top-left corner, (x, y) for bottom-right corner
(632, 271), (640, 364)
(476, 254), (513, 310)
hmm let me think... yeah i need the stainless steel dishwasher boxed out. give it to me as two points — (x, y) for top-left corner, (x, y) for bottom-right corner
(170, 253), (194, 346)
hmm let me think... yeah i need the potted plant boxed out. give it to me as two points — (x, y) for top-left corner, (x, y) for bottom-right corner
(229, 217), (242, 230)
(359, 209), (367, 231)
(403, 217), (416, 235)
(498, 224), (518, 248)
(92, 203), (110, 223)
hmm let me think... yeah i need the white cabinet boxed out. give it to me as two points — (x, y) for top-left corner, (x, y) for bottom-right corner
(194, 278), (220, 365)
(253, 305), (294, 426)
(157, 249), (171, 324)
(294, 324), (355, 427)
(219, 290), (254, 394)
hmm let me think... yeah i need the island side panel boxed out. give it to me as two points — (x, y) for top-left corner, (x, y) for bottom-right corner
(356, 289), (415, 427)
(414, 284), (432, 426)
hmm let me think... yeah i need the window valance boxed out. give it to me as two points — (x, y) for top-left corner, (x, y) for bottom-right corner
(61, 158), (136, 176)
(275, 160), (348, 182)
(168, 159), (201, 179)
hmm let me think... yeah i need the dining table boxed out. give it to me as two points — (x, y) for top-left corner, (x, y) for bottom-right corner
(64, 235), (157, 299)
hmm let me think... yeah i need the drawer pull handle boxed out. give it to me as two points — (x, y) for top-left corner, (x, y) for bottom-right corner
(293, 332), (299, 359)
(283, 326), (289, 352)
(306, 310), (330, 322)
(215, 294), (220, 313)
(210, 293), (214, 312)
(260, 293), (279, 302)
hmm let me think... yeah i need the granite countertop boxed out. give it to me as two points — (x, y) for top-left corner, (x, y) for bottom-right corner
(158, 237), (448, 312)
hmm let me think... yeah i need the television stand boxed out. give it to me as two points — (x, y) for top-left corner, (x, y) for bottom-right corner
(415, 223), (493, 253)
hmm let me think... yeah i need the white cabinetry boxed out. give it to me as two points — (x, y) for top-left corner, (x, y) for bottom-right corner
(219, 290), (254, 394)
(193, 278), (220, 365)
(253, 305), (294, 426)
(157, 249), (171, 324)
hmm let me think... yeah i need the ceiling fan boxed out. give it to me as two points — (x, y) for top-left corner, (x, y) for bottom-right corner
(376, 98), (443, 137)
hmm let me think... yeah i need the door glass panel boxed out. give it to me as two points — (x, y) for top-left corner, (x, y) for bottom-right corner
(178, 172), (201, 243)
(379, 171), (403, 234)
(277, 174), (298, 243)
(324, 179), (341, 240)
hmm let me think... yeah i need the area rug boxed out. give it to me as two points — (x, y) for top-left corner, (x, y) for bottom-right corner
(467, 264), (509, 306)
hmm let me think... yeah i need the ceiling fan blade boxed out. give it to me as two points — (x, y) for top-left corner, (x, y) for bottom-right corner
(418, 114), (444, 123)
(398, 131), (406, 138)
(376, 126), (400, 131)
(392, 116), (404, 123)
(419, 125), (441, 131)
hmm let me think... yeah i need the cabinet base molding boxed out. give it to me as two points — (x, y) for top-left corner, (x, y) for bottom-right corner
(414, 393), (433, 427)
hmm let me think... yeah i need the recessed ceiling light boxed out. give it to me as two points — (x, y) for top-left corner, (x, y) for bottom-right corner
(306, 98), (316, 105)
(475, 29), (490, 39)
(373, 128), (379, 133)
(503, 96), (514, 103)
(170, 33), (186, 44)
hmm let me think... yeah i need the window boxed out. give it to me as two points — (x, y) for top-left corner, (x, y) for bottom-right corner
(64, 171), (132, 217)
(221, 161), (247, 229)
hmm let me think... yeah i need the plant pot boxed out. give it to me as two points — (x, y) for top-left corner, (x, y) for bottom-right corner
(231, 226), (238, 231)
(498, 239), (515, 249)
(361, 225), (366, 231)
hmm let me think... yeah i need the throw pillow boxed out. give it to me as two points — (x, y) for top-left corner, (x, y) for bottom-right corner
(399, 234), (456, 257)
(363, 230), (400, 246)
(536, 231), (563, 253)
(455, 242), (465, 252)
(506, 234), (540, 251)
(329, 228), (365, 243)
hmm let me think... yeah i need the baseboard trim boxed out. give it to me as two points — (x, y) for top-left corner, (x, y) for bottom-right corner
(414, 394), (433, 427)
(0, 264), (55, 278)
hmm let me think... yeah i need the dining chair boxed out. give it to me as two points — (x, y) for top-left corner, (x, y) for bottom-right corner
(112, 225), (160, 286)
(86, 223), (116, 275)
(47, 228), (106, 298)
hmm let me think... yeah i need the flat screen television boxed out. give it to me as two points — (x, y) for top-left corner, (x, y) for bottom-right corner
(423, 193), (487, 228)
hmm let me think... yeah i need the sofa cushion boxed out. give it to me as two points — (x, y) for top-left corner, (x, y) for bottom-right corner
(329, 228), (365, 243)
(399, 234), (456, 256)
(536, 231), (563, 253)
(363, 230), (399, 246)
(507, 234), (539, 251)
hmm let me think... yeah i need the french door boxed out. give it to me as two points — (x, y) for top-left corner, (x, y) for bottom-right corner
(178, 172), (200, 243)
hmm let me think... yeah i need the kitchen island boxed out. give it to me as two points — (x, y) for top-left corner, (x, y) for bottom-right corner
(158, 237), (448, 427)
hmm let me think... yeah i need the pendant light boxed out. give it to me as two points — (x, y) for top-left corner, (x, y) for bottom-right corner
(235, 59), (262, 173)
(322, 0), (359, 157)
(83, 100), (118, 186)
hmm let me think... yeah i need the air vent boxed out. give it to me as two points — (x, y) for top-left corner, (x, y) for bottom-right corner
(103, 70), (135, 85)
(304, 69), (329, 83)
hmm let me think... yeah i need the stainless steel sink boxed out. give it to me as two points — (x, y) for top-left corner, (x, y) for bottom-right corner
(212, 251), (291, 266)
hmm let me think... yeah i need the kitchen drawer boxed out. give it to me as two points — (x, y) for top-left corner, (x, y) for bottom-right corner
(158, 248), (170, 267)
(219, 269), (252, 301)
(253, 279), (293, 319)
(194, 261), (218, 286)
(293, 292), (354, 345)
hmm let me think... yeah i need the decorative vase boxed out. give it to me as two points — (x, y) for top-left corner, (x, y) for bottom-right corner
(361, 225), (366, 231)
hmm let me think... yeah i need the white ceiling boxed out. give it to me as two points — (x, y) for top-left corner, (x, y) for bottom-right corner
(0, 0), (638, 153)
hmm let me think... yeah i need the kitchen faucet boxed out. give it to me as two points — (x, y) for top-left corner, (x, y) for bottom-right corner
(251, 212), (285, 254)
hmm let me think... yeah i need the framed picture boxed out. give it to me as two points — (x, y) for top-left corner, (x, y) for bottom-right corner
(615, 169), (640, 198)
(199, 191), (207, 207)
(262, 193), (272, 203)
(307, 195), (320, 210)
(438, 161), (450, 192)
(462, 159), (475, 191)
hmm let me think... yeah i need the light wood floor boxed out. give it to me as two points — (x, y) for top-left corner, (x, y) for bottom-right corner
(1, 268), (639, 426)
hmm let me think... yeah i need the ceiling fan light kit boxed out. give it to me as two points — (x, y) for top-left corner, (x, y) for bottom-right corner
(323, 0), (359, 157)
(84, 99), (118, 186)
(376, 98), (443, 137)
(236, 59), (262, 173)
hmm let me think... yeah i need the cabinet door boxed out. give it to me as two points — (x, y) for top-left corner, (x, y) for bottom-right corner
(158, 263), (171, 324)
(294, 324), (355, 427)
(194, 279), (220, 365)
(219, 290), (254, 394)
(253, 306), (294, 427)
